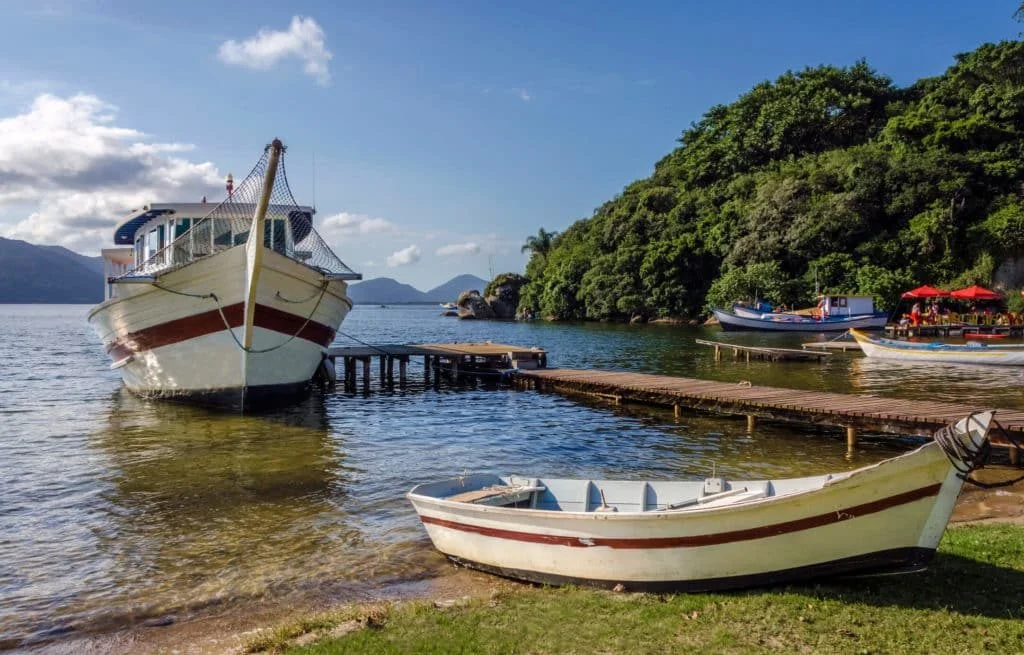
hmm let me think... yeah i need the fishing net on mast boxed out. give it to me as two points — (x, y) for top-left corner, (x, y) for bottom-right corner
(119, 141), (359, 280)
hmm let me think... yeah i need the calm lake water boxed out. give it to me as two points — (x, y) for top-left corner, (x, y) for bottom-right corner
(2, 304), (1023, 648)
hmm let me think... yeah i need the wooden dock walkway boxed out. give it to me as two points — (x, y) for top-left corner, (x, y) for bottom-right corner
(326, 342), (547, 390)
(515, 368), (1023, 460)
(695, 339), (830, 362)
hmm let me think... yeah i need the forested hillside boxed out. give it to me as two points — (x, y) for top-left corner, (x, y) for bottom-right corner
(519, 40), (1024, 320)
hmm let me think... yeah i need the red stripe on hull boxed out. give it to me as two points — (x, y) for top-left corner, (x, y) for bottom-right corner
(420, 483), (942, 549)
(105, 302), (336, 361)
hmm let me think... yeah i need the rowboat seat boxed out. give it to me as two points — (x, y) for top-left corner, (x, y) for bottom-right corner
(446, 485), (545, 507)
(657, 486), (769, 511)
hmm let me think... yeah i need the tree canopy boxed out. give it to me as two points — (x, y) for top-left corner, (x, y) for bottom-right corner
(518, 40), (1024, 320)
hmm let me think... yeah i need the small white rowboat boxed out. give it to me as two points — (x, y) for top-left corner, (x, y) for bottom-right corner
(850, 329), (1024, 366)
(408, 412), (992, 591)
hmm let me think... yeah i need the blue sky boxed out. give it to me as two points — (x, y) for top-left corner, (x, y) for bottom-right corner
(0, 1), (1021, 288)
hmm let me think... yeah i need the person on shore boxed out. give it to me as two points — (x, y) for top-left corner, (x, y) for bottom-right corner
(910, 302), (921, 327)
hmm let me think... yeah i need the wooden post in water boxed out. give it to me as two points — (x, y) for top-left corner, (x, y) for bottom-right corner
(386, 356), (394, 386)
(747, 415), (756, 432)
(362, 358), (370, 392)
(379, 355), (386, 387)
(674, 403), (681, 418)
(399, 357), (408, 386)
(713, 345), (721, 361)
(1009, 445), (1020, 467)
(424, 356), (431, 384)
(846, 425), (857, 455)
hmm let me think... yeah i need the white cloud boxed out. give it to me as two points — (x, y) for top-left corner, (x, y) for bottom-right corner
(435, 242), (481, 256)
(321, 211), (397, 236)
(386, 244), (420, 267)
(0, 93), (222, 252)
(515, 88), (532, 102)
(218, 16), (332, 86)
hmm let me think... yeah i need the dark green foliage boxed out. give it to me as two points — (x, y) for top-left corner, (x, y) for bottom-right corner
(520, 41), (1024, 320)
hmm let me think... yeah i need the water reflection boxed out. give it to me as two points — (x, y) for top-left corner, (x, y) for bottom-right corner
(849, 357), (1024, 407)
(65, 391), (361, 634)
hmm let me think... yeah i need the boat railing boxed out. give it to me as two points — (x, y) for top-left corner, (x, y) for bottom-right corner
(117, 145), (360, 282)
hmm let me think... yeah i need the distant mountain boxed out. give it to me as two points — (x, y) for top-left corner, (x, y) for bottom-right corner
(37, 245), (104, 276)
(424, 274), (488, 302)
(347, 277), (429, 304)
(0, 237), (104, 303)
(347, 273), (490, 304)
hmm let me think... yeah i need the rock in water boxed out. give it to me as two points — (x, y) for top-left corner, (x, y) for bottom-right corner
(457, 290), (496, 320)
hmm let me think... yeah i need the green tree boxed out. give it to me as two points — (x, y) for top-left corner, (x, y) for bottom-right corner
(521, 228), (559, 261)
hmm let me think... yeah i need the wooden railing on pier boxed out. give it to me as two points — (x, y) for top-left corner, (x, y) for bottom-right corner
(516, 368), (1023, 459)
(695, 339), (830, 362)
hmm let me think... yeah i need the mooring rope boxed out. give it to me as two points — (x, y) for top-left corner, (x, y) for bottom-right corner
(152, 279), (330, 354)
(933, 413), (1024, 488)
(334, 330), (395, 357)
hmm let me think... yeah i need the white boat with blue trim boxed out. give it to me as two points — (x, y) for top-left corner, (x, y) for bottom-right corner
(408, 412), (991, 591)
(87, 140), (360, 407)
(850, 329), (1024, 366)
(716, 295), (887, 332)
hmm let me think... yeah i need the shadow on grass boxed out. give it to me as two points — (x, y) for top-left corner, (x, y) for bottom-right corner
(781, 550), (1024, 619)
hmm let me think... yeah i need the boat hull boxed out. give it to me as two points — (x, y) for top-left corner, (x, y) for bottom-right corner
(714, 309), (888, 332)
(88, 246), (352, 407)
(408, 416), (988, 591)
(850, 329), (1024, 366)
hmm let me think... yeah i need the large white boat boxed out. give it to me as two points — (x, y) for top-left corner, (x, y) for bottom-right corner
(408, 412), (992, 591)
(88, 139), (360, 408)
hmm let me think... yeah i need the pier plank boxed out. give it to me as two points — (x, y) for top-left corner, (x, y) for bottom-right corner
(517, 367), (1024, 440)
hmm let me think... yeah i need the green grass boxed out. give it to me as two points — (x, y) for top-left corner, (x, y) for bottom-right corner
(248, 525), (1024, 654)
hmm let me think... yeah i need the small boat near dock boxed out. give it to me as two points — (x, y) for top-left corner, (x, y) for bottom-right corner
(715, 295), (887, 332)
(409, 413), (992, 591)
(850, 329), (1024, 366)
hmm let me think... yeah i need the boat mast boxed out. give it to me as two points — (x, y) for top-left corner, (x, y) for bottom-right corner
(242, 138), (284, 350)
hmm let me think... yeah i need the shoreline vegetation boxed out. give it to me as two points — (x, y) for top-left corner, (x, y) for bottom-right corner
(506, 39), (1024, 325)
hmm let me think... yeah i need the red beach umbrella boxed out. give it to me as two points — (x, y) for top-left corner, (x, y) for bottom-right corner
(949, 285), (1003, 300)
(900, 285), (950, 299)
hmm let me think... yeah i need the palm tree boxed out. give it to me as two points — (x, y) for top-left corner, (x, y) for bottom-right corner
(521, 228), (558, 260)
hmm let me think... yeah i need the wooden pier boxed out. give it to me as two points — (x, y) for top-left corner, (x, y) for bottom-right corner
(515, 368), (1023, 461)
(325, 342), (547, 391)
(696, 339), (830, 362)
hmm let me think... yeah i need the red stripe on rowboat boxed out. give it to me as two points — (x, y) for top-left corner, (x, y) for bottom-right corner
(419, 483), (942, 549)
(106, 302), (336, 362)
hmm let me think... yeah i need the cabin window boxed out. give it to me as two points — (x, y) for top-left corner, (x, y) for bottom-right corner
(264, 218), (287, 253)
(135, 236), (144, 265)
(213, 219), (232, 247)
(175, 219), (191, 238)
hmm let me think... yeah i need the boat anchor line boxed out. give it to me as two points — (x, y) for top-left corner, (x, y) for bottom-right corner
(151, 279), (330, 354)
(941, 415), (1024, 489)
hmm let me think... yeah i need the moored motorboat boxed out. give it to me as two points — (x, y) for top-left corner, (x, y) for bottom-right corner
(713, 308), (888, 332)
(408, 412), (992, 591)
(88, 139), (361, 408)
(850, 329), (1024, 366)
(718, 295), (887, 331)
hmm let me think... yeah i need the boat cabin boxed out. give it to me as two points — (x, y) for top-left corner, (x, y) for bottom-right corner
(817, 294), (877, 317)
(100, 202), (316, 300)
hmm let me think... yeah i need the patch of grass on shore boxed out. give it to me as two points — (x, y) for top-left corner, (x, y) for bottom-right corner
(248, 525), (1024, 654)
